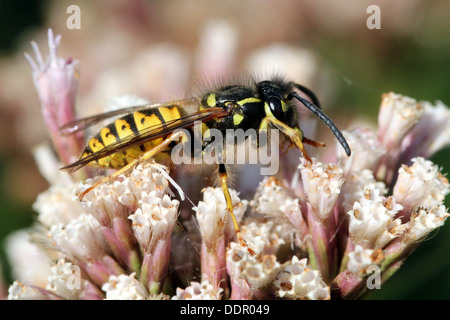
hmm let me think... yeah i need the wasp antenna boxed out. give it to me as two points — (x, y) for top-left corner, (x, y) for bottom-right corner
(290, 83), (321, 108)
(288, 91), (351, 157)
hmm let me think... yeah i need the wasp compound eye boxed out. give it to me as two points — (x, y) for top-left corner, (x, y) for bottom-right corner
(268, 97), (286, 123)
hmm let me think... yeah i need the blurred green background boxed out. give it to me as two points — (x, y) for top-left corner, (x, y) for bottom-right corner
(0, 0), (448, 299)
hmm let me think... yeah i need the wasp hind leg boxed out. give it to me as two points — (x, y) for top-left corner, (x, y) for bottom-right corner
(218, 163), (256, 256)
(301, 136), (326, 162)
(78, 131), (184, 201)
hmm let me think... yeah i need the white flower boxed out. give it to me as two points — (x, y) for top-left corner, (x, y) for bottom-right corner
(48, 214), (107, 260)
(425, 101), (450, 155)
(8, 281), (50, 300)
(337, 128), (385, 173)
(393, 157), (449, 216)
(79, 177), (129, 225)
(340, 169), (387, 213)
(46, 259), (83, 300)
(226, 242), (281, 290)
(377, 92), (424, 150)
(102, 273), (148, 300)
(5, 230), (51, 288)
(172, 281), (223, 300)
(126, 180), (179, 292)
(194, 187), (248, 246)
(347, 189), (404, 249)
(124, 163), (171, 200)
(401, 100), (450, 159)
(375, 92), (425, 184)
(347, 245), (383, 275)
(252, 177), (302, 226)
(405, 205), (449, 242)
(274, 256), (330, 300)
(33, 182), (84, 227)
(299, 159), (344, 221)
(80, 162), (174, 224)
(241, 218), (288, 255)
(250, 177), (302, 250)
(129, 192), (179, 252)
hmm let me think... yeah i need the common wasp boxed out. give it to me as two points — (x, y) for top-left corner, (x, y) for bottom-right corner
(61, 77), (351, 254)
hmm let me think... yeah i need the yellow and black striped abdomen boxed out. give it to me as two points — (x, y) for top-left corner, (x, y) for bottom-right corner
(81, 105), (183, 169)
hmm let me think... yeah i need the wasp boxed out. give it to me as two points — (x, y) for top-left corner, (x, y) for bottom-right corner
(61, 78), (351, 254)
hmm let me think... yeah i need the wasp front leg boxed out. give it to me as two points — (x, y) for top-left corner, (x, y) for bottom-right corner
(218, 163), (255, 256)
(260, 116), (326, 163)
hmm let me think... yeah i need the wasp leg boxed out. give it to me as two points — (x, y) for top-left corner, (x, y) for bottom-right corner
(295, 137), (326, 163)
(78, 131), (184, 200)
(302, 137), (326, 148)
(261, 116), (315, 162)
(218, 163), (256, 256)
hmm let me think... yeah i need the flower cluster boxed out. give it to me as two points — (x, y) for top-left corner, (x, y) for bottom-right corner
(5, 31), (449, 300)
(274, 256), (330, 300)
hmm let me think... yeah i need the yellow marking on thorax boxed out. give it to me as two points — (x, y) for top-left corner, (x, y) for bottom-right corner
(237, 97), (261, 105)
(115, 119), (134, 139)
(281, 100), (289, 112)
(206, 93), (216, 107)
(233, 113), (244, 126)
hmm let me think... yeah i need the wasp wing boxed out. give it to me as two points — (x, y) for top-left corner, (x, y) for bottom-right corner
(61, 106), (228, 172)
(59, 98), (199, 136)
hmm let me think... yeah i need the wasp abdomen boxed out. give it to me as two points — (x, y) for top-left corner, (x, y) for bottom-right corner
(81, 106), (184, 169)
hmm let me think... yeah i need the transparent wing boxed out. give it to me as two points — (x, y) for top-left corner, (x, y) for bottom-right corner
(59, 98), (200, 135)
